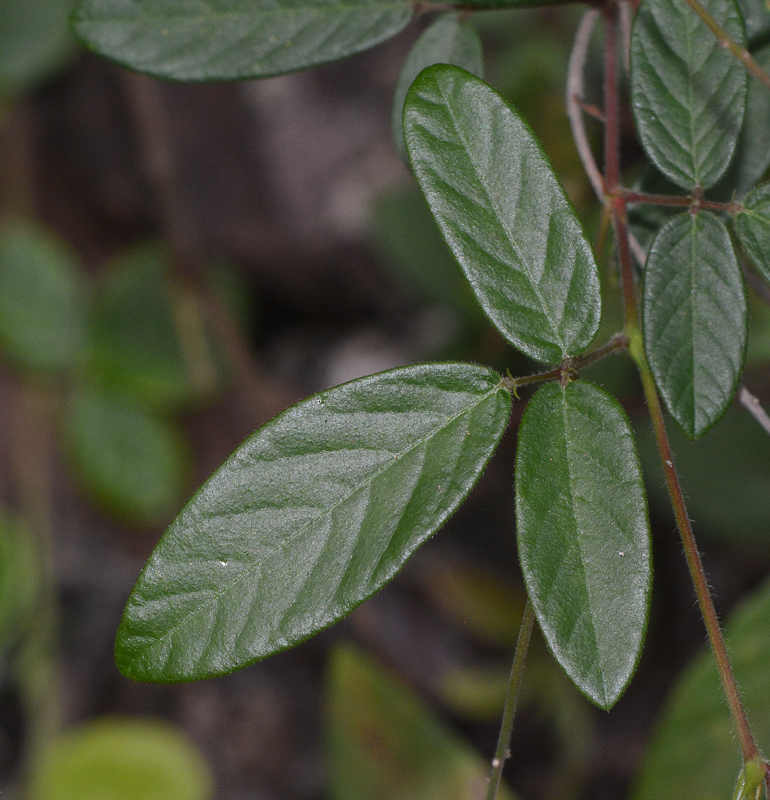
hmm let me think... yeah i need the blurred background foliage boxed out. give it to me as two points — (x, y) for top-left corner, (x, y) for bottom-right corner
(0, 1), (769, 799)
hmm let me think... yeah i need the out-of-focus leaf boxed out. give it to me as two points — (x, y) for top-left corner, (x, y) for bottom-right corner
(0, 0), (75, 95)
(115, 364), (511, 682)
(643, 211), (747, 439)
(737, 0), (770, 44)
(0, 514), (39, 652)
(631, 0), (748, 190)
(735, 182), (770, 285)
(72, 0), (413, 82)
(89, 240), (217, 410)
(327, 644), (516, 800)
(29, 717), (213, 800)
(63, 389), (189, 527)
(404, 65), (601, 364)
(631, 576), (770, 800)
(636, 407), (770, 544)
(0, 219), (87, 375)
(391, 13), (483, 164)
(516, 380), (651, 710)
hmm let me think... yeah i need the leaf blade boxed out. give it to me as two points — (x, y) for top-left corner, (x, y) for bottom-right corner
(116, 363), (511, 682)
(404, 64), (601, 364)
(631, 0), (748, 190)
(735, 182), (770, 286)
(72, 0), (413, 82)
(515, 381), (651, 709)
(643, 211), (748, 439)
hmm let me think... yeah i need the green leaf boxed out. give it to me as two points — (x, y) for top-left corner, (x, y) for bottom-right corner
(72, 0), (413, 82)
(0, 0), (75, 95)
(63, 389), (190, 526)
(515, 380), (651, 709)
(0, 218), (88, 375)
(404, 65), (601, 365)
(631, 0), (748, 190)
(735, 182), (770, 285)
(631, 576), (770, 800)
(115, 363), (511, 682)
(327, 644), (516, 800)
(643, 211), (747, 439)
(391, 14), (483, 165)
(0, 514), (40, 653)
(29, 717), (213, 800)
(737, 0), (770, 45)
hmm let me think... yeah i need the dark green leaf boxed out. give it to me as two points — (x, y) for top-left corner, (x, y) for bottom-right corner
(0, 514), (40, 653)
(29, 718), (213, 800)
(63, 389), (190, 526)
(735, 182), (770, 285)
(115, 363), (511, 682)
(0, 0), (75, 95)
(0, 218), (87, 375)
(516, 380), (651, 709)
(737, 0), (770, 45)
(631, 0), (748, 190)
(72, 0), (413, 82)
(327, 644), (515, 800)
(404, 65), (601, 364)
(631, 576), (770, 800)
(392, 13), (483, 164)
(643, 211), (747, 439)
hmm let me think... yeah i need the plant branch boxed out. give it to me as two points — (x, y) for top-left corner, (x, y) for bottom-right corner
(739, 385), (770, 436)
(678, 0), (770, 92)
(623, 190), (742, 213)
(486, 600), (535, 800)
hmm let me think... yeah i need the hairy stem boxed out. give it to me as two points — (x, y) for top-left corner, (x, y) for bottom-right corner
(486, 600), (535, 800)
(623, 190), (742, 214)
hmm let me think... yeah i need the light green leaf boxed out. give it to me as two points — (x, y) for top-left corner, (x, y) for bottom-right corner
(404, 65), (601, 365)
(0, 0), (75, 95)
(516, 380), (651, 709)
(643, 211), (747, 439)
(72, 0), (413, 82)
(392, 14), (483, 164)
(115, 363), (511, 682)
(327, 644), (516, 800)
(735, 182), (770, 285)
(29, 717), (213, 800)
(63, 389), (190, 526)
(631, 0), (748, 190)
(0, 218), (87, 375)
(632, 576), (770, 800)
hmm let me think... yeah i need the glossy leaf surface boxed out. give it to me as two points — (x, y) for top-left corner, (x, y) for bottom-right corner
(632, 576), (770, 800)
(391, 13), (483, 164)
(404, 65), (601, 365)
(0, 219), (87, 374)
(735, 182), (770, 285)
(643, 212), (747, 439)
(116, 363), (511, 682)
(327, 644), (515, 800)
(631, 0), (747, 190)
(63, 389), (189, 526)
(516, 381), (651, 709)
(72, 0), (413, 82)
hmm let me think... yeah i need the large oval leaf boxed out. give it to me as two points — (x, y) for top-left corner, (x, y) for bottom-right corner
(116, 363), (511, 682)
(632, 576), (770, 800)
(735, 182), (770, 286)
(643, 211), (747, 439)
(631, 0), (748, 190)
(72, 0), (413, 82)
(404, 64), (601, 365)
(515, 380), (651, 710)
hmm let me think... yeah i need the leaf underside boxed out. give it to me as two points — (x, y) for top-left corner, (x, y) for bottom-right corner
(72, 0), (413, 82)
(631, 0), (748, 190)
(404, 64), (601, 365)
(516, 380), (651, 710)
(116, 363), (511, 682)
(735, 182), (770, 286)
(643, 211), (747, 439)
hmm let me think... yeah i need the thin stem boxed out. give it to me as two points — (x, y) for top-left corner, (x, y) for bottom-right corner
(486, 600), (535, 800)
(678, 0), (770, 92)
(623, 190), (742, 214)
(567, 8), (605, 202)
(739, 385), (770, 436)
